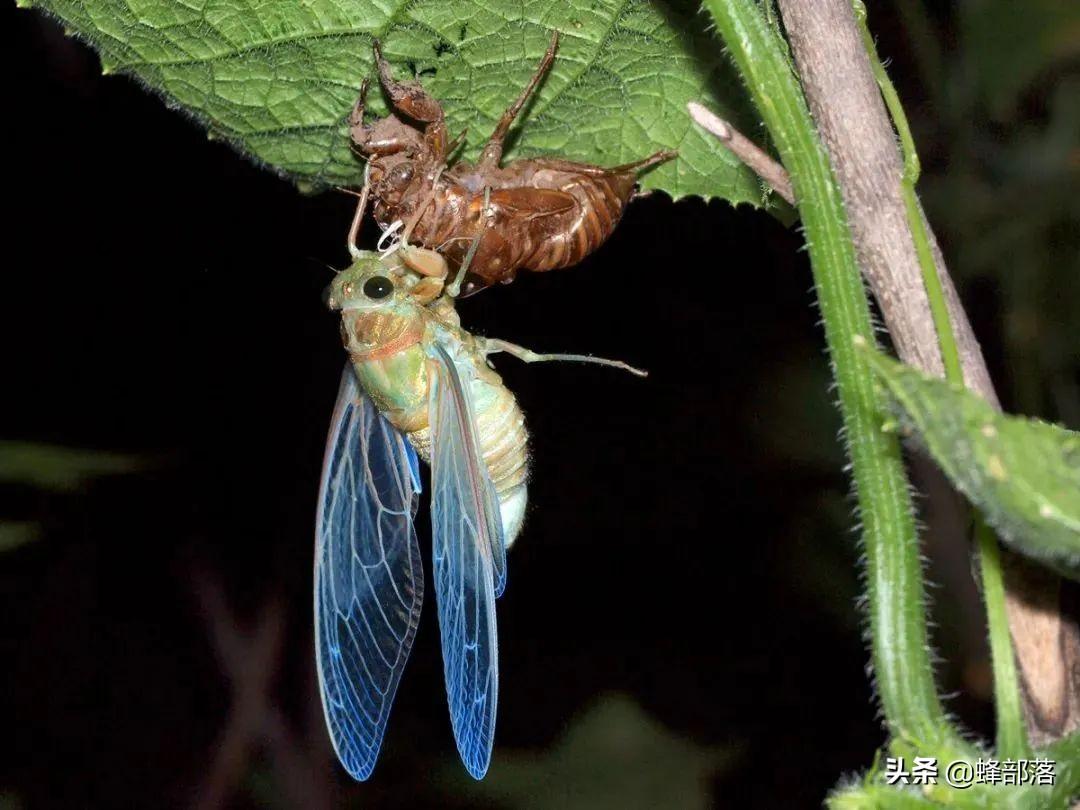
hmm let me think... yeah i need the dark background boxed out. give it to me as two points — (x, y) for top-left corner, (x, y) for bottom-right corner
(1, 3), (1076, 808)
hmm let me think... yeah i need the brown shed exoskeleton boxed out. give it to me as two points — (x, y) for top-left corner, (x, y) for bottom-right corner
(349, 31), (676, 296)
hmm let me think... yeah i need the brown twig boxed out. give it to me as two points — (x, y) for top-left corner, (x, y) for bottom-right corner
(263, 705), (335, 810)
(687, 102), (796, 204)
(189, 571), (285, 810)
(187, 568), (335, 809)
(774, 0), (1080, 745)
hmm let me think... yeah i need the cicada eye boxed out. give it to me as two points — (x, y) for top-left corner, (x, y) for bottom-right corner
(363, 276), (394, 299)
(392, 163), (414, 187)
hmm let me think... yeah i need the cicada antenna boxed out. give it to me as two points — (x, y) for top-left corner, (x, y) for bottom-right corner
(446, 128), (468, 161)
(301, 257), (340, 277)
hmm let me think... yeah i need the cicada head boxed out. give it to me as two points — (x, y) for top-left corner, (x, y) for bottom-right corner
(369, 154), (420, 209)
(327, 251), (430, 359)
(357, 119), (428, 214)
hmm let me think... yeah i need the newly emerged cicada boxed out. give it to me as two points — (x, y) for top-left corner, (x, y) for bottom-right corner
(314, 211), (644, 780)
(349, 31), (676, 295)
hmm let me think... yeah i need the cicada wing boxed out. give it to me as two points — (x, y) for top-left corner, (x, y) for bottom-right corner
(428, 344), (507, 779)
(485, 187), (577, 217)
(315, 365), (423, 781)
(431, 344), (506, 594)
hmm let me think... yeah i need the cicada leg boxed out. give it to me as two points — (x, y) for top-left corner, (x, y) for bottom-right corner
(344, 166), (372, 260)
(482, 338), (648, 378)
(532, 149), (677, 178)
(475, 31), (559, 172)
(400, 244), (449, 307)
(394, 165), (451, 302)
(372, 40), (449, 160)
(349, 79), (413, 157)
(445, 186), (492, 298)
(446, 128), (468, 160)
(400, 164), (445, 246)
(604, 149), (678, 175)
(400, 245), (448, 279)
(348, 78), (370, 133)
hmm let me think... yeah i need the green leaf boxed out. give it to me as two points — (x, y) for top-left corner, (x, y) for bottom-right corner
(21, 0), (762, 202)
(863, 348), (1080, 578)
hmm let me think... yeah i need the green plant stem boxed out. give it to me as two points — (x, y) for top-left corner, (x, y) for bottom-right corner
(854, 2), (1029, 759)
(851, 1), (959, 382)
(702, 0), (957, 748)
(975, 515), (1030, 757)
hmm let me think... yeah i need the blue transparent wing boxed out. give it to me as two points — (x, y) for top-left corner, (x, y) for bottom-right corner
(428, 344), (506, 779)
(315, 365), (423, 781)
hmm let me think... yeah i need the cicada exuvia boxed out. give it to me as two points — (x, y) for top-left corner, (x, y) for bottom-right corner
(349, 31), (676, 295)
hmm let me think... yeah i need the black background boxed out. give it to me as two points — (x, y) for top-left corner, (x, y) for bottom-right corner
(1, 4), (1045, 808)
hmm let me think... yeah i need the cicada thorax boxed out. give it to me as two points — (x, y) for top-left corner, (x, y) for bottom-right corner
(340, 304), (429, 432)
(342, 308), (423, 359)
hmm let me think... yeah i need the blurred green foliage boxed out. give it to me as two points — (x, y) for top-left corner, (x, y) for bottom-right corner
(0, 440), (148, 492)
(909, 1), (1080, 424)
(0, 522), (42, 553)
(960, 0), (1080, 117)
(0, 440), (150, 553)
(443, 693), (735, 810)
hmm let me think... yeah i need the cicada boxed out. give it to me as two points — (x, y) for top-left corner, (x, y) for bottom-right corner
(349, 31), (676, 295)
(314, 219), (643, 779)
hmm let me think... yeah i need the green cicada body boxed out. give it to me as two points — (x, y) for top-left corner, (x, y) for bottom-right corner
(315, 247), (525, 785)
(315, 243), (642, 783)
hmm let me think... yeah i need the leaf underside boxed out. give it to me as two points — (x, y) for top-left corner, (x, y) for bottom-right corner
(23, 0), (763, 203)
(866, 350), (1080, 578)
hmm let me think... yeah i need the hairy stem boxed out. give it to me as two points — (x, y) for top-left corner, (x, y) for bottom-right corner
(852, 2), (959, 383)
(702, 0), (955, 747)
(776, 0), (1080, 750)
(976, 515), (1031, 757)
(851, 1), (1028, 760)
